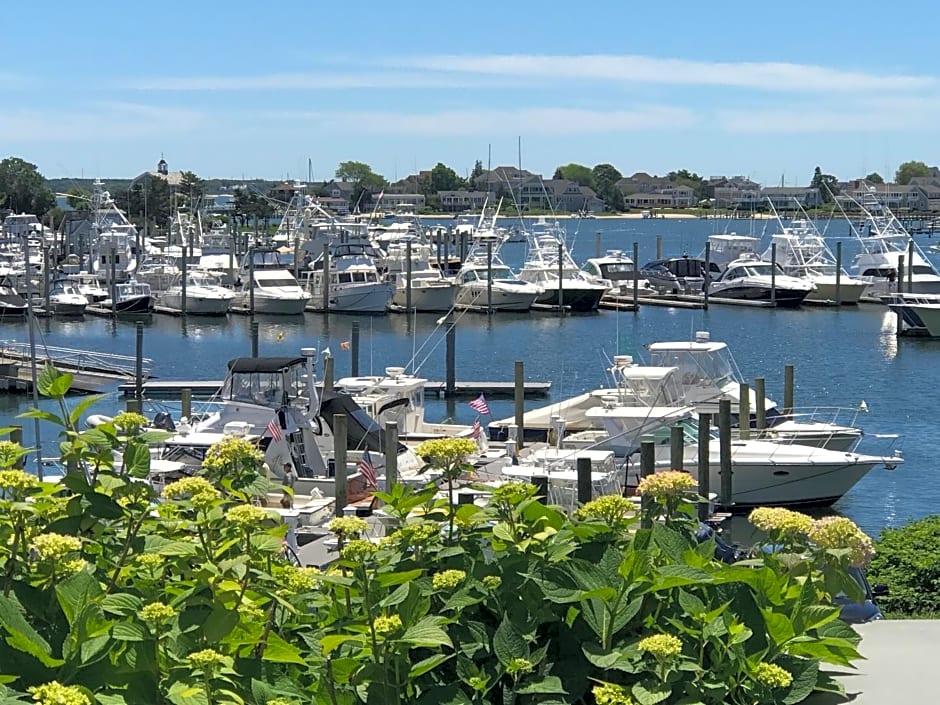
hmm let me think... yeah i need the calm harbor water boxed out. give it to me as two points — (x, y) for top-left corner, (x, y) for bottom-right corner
(2, 216), (939, 538)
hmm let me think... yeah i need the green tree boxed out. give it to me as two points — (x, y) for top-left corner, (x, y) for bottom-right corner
(895, 160), (931, 185)
(179, 170), (206, 207)
(0, 157), (56, 216)
(865, 172), (885, 184)
(470, 159), (485, 181)
(552, 163), (595, 189)
(335, 160), (385, 189)
(592, 163), (624, 211)
(65, 187), (92, 211)
(668, 169), (708, 201)
(427, 162), (464, 193)
(810, 166), (840, 203)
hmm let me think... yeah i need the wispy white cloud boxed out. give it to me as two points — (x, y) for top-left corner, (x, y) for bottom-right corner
(0, 102), (206, 141)
(389, 54), (934, 94)
(718, 97), (940, 133)
(260, 106), (698, 136)
(131, 72), (509, 91)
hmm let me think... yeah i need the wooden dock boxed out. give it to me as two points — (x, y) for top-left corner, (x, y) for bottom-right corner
(119, 379), (551, 399)
(0, 362), (124, 394)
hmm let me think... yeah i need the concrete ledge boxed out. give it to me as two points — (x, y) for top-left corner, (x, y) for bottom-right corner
(805, 620), (940, 704)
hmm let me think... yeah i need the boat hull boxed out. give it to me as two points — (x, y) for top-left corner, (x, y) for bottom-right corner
(455, 284), (539, 312)
(161, 292), (232, 316)
(709, 283), (810, 307)
(806, 278), (868, 305)
(236, 293), (309, 315)
(307, 283), (393, 313)
(108, 296), (153, 313)
(50, 301), (87, 316)
(534, 286), (605, 311)
(391, 284), (456, 312)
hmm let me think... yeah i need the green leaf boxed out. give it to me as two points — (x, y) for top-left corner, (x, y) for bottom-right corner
(261, 632), (307, 665)
(493, 616), (527, 666)
(648, 565), (714, 590)
(167, 681), (209, 705)
(38, 364), (73, 398)
(143, 535), (198, 557)
(516, 676), (567, 695)
(112, 621), (148, 642)
(376, 569), (423, 588)
(763, 610), (795, 647)
(631, 682), (672, 705)
(55, 570), (103, 627)
(68, 394), (107, 427)
(122, 442), (152, 479)
(401, 616), (453, 650)
(85, 491), (124, 519)
(137, 430), (175, 444)
(409, 653), (453, 678)
(0, 594), (63, 668)
(320, 633), (366, 655)
(17, 409), (64, 426)
(678, 589), (706, 617)
(778, 655), (819, 705)
(203, 608), (239, 642)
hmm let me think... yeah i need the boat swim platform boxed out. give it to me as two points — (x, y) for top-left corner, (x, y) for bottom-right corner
(119, 379), (551, 399)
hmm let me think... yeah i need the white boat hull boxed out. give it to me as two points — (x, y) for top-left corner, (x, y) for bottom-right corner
(235, 292), (309, 315)
(307, 283), (392, 313)
(391, 283), (456, 312)
(455, 283), (540, 311)
(161, 292), (233, 315)
(806, 277), (869, 305)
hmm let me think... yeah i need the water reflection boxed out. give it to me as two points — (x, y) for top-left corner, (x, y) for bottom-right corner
(878, 310), (899, 360)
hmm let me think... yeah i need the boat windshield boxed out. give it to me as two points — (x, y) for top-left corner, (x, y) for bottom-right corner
(487, 266), (514, 280)
(602, 262), (636, 280)
(648, 348), (735, 390)
(255, 274), (298, 288)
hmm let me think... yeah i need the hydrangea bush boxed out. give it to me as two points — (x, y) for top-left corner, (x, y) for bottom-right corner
(0, 366), (869, 705)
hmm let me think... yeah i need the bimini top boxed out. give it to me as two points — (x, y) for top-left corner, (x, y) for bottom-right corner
(227, 357), (305, 374)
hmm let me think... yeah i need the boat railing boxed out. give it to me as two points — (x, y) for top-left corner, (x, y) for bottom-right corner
(0, 341), (153, 379)
(783, 405), (867, 428)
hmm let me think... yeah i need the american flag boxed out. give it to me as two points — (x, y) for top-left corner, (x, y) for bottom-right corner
(358, 449), (378, 489)
(266, 415), (283, 442)
(468, 394), (490, 415)
(471, 417), (481, 439)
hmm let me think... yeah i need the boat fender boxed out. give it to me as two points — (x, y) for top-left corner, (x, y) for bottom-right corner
(86, 414), (113, 429)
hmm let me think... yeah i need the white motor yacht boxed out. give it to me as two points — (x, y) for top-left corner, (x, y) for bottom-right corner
(0, 278), (28, 317)
(385, 240), (456, 312)
(454, 241), (542, 312)
(303, 241), (392, 314)
(67, 273), (109, 304)
(582, 250), (656, 297)
(884, 292), (940, 336)
(160, 270), (235, 315)
(709, 254), (814, 307)
(235, 269), (310, 315)
(45, 279), (88, 315)
(102, 280), (153, 313)
(517, 219), (607, 311)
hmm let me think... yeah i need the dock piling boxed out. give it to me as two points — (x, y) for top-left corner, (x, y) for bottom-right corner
(135, 322), (144, 401)
(557, 241), (564, 313)
(532, 474), (549, 504)
(771, 243), (777, 307)
(640, 435), (656, 528)
(718, 398), (733, 509)
(181, 247), (188, 315)
(322, 243), (331, 313)
(486, 241), (493, 315)
(405, 240), (413, 314)
(514, 360), (525, 449)
(908, 240), (915, 293)
(181, 388), (192, 420)
(333, 413), (348, 517)
(248, 248), (255, 316)
(351, 321), (360, 377)
(633, 241), (640, 310)
(445, 315), (456, 396)
(835, 241), (843, 305)
(703, 241), (711, 309)
(576, 456), (592, 505)
(754, 377), (767, 430)
(595, 232), (601, 259)
(670, 423), (685, 470)
(738, 382), (751, 439)
(10, 426), (23, 468)
(656, 234), (663, 260)
(250, 321), (259, 358)
(324, 354), (334, 393)
(697, 413), (711, 522)
(783, 364), (794, 416)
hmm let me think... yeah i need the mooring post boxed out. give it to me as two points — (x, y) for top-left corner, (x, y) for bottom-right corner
(907, 240), (915, 293)
(126, 398), (140, 413)
(557, 241), (564, 314)
(181, 246), (188, 315)
(443, 228), (450, 270)
(486, 240), (493, 314)
(135, 321), (144, 401)
(770, 242), (777, 307)
(703, 241), (711, 309)
(738, 382), (751, 439)
(754, 377), (767, 431)
(670, 423), (685, 470)
(459, 232), (467, 264)
(351, 320), (360, 377)
(250, 320), (259, 357)
(384, 421), (398, 494)
(445, 315), (456, 396)
(405, 239), (413, 313)
(656, 234), (663, 260)
(181, 388), (192, 420)
(109, 250), (116, 315)
(718, 399), (733, 509)
(595, 231), (601, 259)
(576, 456), (592, 506)
(514, 360), (525, 449)
(333, 413), (348, 517)
(248, 248), (256, 315)
(783, 364), (794, 416)
(835, 241), (843, 305)
(322, 243), (331, 313)
(632, 241), (640, 310)
(43, 248), (50, 313)
(697, 413), (711, 522)
(532, 474), (549, 505)
(324, 354), (334, 393)
(640, 435), (656, 528)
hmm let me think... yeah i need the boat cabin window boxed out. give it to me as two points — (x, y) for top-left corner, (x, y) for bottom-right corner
(649, 349), (734, 389)
(353, 272), (365, 283)
(224, 366), (303, 406)
(461, 271), (479, 284)
(488, 266), (513, 281)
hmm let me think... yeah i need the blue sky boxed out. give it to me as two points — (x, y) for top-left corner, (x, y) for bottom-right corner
(4, 1), (937, 185)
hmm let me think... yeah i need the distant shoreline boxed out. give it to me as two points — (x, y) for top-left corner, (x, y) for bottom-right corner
(416, 212), (779, 221)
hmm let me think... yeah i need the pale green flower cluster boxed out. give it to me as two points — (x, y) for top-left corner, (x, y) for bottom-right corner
(328, 516), (369, 538)
(202, 435), (265, 474)
(277, 565), (320, 594)
(489, 481), (535, 507)
(341, 538), (377, 563)
(141, 602), (176, 624)
(638, 633), (683, 659)
(60, 559), (87, 576)
(27, 681), (90, 705)
(162, 476), (220, 509)
(266, 699), (296, 705)
(388, 521), (440, 546)
(0, 467), (38, 492)
(636, 471), (696, 499)
(415, 437), (478, 467)
(467, 675), (487, 691)
(807, 516), (875, 567)
(505, 657), (533, 675)
(754, 662), (793, 689)
(135, 553), (165, 569)
(482, 575), (502, 590)
(225, 504), (270, 529)
(111, 411), (149, 433)
(432, 569), (466, 591)
(592, 683), (635, 705)
(31, 533), (82, 561)
(748, 507), (813, 538)
(575, 495), (634, 523)
(188, 648), (227, 669)
(373, 614), (403, 635)
(239, 604), (266, 623)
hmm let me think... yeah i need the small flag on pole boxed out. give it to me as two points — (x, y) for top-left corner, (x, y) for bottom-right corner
(377, 189), (385, 201)
(471, 416), (481, 439)
(266, 415), (283, 442)
(358, 449), (378, 489)
(468, 394), (490, 415)
(340, 340), (351, 351)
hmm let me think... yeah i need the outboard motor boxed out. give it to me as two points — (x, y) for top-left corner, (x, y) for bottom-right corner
(151, 412), (176, 432)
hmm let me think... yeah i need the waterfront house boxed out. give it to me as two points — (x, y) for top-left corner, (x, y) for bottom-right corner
(473, 167), (536, 197)
(761, 186), (823, 210)
(437, 190), (496, 213)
